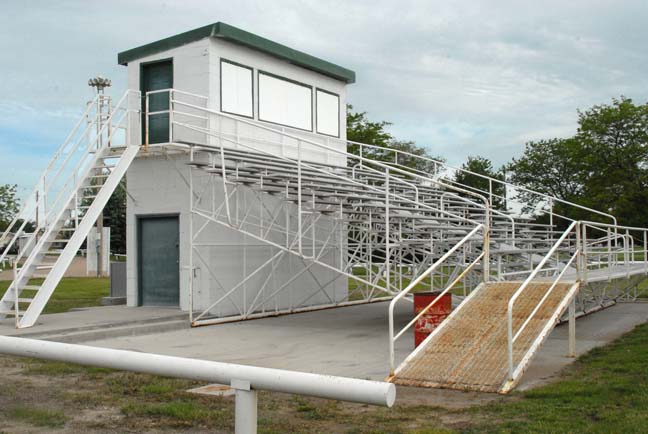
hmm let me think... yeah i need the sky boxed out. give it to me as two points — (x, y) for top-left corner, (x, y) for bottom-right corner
(2, 0), (648, 197)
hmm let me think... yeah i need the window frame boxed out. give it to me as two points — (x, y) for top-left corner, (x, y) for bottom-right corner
(219, 58), (254, 119)
(257, 70), (313, 132)
(315, 88), (340, 138)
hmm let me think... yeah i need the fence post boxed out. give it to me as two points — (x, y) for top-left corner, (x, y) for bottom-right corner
(568, 297), (576, 357)
(233, 379), (257, 434)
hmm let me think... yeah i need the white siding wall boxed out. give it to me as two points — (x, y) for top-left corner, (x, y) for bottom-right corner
(126, 154), (347, 314)
(124, 37), (350, 314)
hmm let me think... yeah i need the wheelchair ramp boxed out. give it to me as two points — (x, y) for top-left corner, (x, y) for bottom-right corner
(390, 281), (579, 393)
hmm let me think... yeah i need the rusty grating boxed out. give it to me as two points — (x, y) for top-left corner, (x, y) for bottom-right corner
(390, 281), (575, 393)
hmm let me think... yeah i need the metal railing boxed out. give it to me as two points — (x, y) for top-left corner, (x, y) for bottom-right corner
(0, 336), (394, 434)
(347, 140), (618, 229)
(0, 95), (104, 266)
(506, 221), (580, 381)
(388, 224), (486, 374)
(1, 90), (139, 325)
(140, 89), (493, 325)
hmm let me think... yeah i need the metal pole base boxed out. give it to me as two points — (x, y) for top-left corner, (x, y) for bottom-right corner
(233, 380), (257, 434)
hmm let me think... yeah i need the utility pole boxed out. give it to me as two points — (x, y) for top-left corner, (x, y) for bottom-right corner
(88, 76), (111, 277)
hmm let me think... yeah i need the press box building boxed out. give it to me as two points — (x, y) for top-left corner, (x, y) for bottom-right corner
(117, 23), (356, 320)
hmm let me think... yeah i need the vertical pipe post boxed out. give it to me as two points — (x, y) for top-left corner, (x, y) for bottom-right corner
(188, 160), (194, 325)
(297, 141), (303, 255)
(384, 168), (390, 293)
(576, 222), (582, 282)
(233, 380), (257, 434)
(568, 296), (576, 357)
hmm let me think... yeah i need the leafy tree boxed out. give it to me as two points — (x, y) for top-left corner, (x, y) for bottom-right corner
(576, 97), (648, 227)
(507, 138), (585, 217)
(80, 178), (127, 255)
(346, 105), (444, 172)
(506, 96), (648, 227)
(453, 156), (506, 209)
(0, 184), (19, 232)
(103, 179), (127, 254)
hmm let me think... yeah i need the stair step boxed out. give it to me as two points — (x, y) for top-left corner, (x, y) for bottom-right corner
(0, 311), (24, 316)
(4, 295), (34, 303)
(22, 285), (41, 291)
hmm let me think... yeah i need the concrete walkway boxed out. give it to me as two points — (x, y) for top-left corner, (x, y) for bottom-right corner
(1, 301), (646, 396)
(0, 306), (187, 342)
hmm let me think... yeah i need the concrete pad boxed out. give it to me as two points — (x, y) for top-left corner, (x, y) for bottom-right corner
(90, 302), (416, 380)
(2, 300), (645, 402)
(0, 305), (187, 342)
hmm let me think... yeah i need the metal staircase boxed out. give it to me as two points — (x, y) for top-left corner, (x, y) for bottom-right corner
(0, 91), (139, 328)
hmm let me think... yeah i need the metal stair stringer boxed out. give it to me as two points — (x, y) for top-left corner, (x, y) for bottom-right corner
(11, 145), (140, 328)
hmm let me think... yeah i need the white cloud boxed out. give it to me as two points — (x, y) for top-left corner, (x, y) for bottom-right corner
(1, 0), (648, 188)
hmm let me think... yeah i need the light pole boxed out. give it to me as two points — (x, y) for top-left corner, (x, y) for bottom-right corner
(88, 76), (111, 277)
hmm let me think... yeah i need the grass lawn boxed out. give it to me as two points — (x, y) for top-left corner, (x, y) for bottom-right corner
(0, 318), (646, 432)
(0, 277), (109, 314)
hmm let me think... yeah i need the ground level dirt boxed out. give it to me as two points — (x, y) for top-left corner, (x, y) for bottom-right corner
(0, 354), (508, 434)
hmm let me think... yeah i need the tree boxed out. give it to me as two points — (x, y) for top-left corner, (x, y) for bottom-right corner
(506, 96), (648, 227)
(80, 179), (127, 255)
(507, 138), (585, 217)
(103, 179), (127, 254)
(346, 105), (444, 172)
(576, 97), (648, 227)
(453, 156), (506, 209)
(0, 184), (19, 232)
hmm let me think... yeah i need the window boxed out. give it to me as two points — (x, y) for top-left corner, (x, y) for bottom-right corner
(258, 72), (312, 131)
(316, 89), (340, 137)
(220, 59), (253, 118)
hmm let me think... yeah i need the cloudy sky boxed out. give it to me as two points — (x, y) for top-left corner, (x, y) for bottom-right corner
(2, 0), (648, 196)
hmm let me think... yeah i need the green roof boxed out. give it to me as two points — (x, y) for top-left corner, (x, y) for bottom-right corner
(117, 22), (356, 84)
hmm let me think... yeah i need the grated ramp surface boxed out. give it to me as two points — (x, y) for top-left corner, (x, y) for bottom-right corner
(391, 281), (575, 392)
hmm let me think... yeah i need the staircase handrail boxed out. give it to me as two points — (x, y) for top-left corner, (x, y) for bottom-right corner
(6, 90), (138, 293)
(0, 95), (101, 263)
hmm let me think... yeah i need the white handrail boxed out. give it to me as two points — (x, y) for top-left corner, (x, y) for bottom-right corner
(6, 91), (138, 295)
(506, 220), (579, 380)
(388, 223), (484, 373)
(348, 140), (618, 228)
(0, 95), (101, 262)
(0, 336), (395, 434)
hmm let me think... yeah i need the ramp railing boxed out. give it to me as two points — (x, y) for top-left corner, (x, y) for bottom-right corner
(506, 221), (580, 383)
(387, 223), (486, 374)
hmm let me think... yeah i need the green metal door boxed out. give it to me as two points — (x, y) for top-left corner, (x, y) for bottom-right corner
(138, 216), (180, 306)
(141, 60), (173, 144)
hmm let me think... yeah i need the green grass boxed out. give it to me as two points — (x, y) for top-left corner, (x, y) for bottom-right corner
(9, 407), (68, 428)
(121, 400), (228, 425)
(0, 277), (109, 314)
(465, 321), (648, 433)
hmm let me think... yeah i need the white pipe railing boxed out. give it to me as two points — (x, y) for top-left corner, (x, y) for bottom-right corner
(348, 140), (618, 229)
(506, 220), (579, 380)
(387, 224), (484, 374)
(0, 336), (395, 434)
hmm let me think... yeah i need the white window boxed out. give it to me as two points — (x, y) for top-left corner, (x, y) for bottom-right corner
(220, 60), (253, 118)
(316, 89), (340, 137)
(258, 72), (312, 131)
